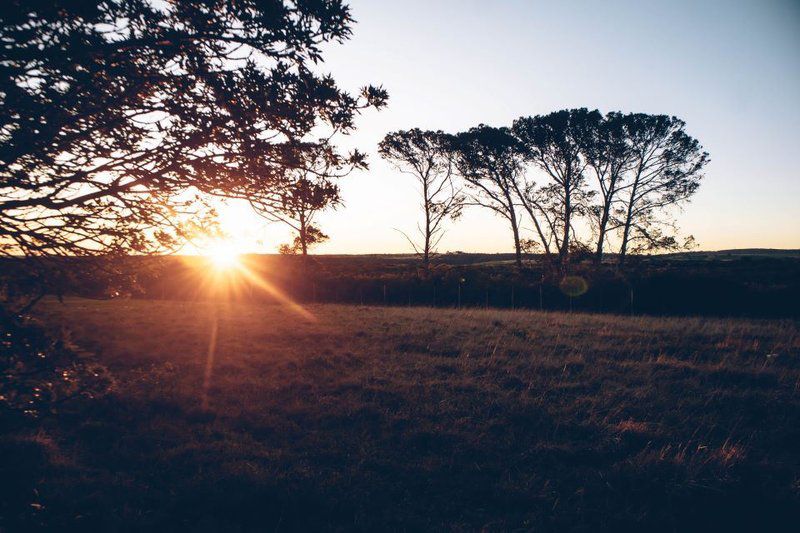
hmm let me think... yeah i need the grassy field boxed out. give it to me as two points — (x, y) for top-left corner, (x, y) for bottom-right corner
(4, 298), (800, 531)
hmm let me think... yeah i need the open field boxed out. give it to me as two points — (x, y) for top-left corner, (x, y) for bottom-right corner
(3, 298), (800, 531)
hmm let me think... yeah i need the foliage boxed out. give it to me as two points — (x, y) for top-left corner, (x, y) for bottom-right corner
(0, 306), (111, 422)
(278, 225), (329, 255)
(0, 0), (385, 434)
(0, 0), (386, 264)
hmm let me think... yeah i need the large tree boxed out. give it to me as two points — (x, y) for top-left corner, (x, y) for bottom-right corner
(451, 125), (526, 269)
(513, 109), (600, 266)
(0, 0), (386, 417)
(0, 0), (386, 270)
(580, 111), (635, 263)
(617, 114), (708, 266)
(378, 129), (463, 267)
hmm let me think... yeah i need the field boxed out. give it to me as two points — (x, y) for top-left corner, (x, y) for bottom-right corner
(4, 298), (800, 531)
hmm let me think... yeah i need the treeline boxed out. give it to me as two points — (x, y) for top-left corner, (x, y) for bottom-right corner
(127, 254), (800, 319)
(380, 109), (709, 269)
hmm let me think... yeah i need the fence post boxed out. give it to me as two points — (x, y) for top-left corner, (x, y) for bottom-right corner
(383, 283), (387, 305)
(539, 283), (543, 311)
(630, 287), (634, 316)
(511, 286), (515, 310)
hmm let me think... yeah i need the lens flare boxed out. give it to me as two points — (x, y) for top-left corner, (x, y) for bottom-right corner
(205, 241), (241, 270)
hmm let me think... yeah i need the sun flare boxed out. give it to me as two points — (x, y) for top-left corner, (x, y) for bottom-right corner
(205, 241), (241, 271)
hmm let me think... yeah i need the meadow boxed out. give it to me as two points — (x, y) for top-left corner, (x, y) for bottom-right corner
(3, 297), (799, 531)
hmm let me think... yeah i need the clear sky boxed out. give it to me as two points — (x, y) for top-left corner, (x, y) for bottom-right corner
(219, 0), (800, 254)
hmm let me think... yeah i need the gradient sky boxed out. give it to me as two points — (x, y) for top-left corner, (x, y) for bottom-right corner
(218, 0), (800, 254)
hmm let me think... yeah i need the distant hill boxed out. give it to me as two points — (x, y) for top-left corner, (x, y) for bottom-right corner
(295, 248), (800, 261)
(656, 248), (800, 260)
(301, 249), (800, 264)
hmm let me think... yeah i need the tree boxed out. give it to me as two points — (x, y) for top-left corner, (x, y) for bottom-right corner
(513, 109), (600, 266)
(249, 149), (342, 258)
(580, 112), (634, 263)
(278, 226), (329, 256)
(451, 125), (526, 269)
(0, 0), (387, 278)
(378, 129), (464, 267)
(617, 114), (708, 266)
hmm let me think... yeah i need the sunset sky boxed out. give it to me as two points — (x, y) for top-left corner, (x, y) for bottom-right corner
(216, 0), (800, 255)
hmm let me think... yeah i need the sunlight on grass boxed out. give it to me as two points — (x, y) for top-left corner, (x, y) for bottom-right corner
(194, 241), (316, 322)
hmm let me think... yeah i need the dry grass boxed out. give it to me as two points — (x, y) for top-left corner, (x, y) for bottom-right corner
(4, 298), (799, 531)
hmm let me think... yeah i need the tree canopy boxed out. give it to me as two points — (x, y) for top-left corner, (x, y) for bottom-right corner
(0, 0), (387, 260)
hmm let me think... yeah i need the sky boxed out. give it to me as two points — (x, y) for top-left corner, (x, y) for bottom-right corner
(218, 0), (800, 255)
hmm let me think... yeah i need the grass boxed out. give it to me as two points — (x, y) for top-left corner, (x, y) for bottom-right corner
(4, 298), (800, 531)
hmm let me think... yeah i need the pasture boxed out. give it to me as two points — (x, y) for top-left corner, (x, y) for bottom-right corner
(3, 298), (799, 531)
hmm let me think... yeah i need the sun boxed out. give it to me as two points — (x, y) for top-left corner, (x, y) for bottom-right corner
(204, 240), (241, 271)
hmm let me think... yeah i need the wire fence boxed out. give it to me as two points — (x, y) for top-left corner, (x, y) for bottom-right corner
(145, 272), (799, 318)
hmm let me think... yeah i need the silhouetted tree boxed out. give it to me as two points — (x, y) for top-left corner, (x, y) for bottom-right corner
(0, 0), (387, 280)
(0, 0), (386, 417)
(378, 129), (464, 267)
(580, 112), (634, 263)
(617, 114), (708, 266)
(249, 149), (342, 258)
(278, 226), (330, 256)
(513, 109), (600, 266)
(451, 126), (526, 269)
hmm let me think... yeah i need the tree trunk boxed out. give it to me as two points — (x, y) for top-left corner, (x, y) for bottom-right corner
(509, 206), (523, 270)
(594, 199), (611, 264)
(520, 200), (552, 257)
(560, 192), (571, 266)
(299, 213), (308, 257)
(619, 181), (638, 268)
(422, 178), (431, 268)
(299, 213), (308, 274)
(618, 218), (631, 267)
(512, 180), (552, 258)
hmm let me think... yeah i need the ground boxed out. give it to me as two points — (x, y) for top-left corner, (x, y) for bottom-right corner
(3, 298), (800, 531)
